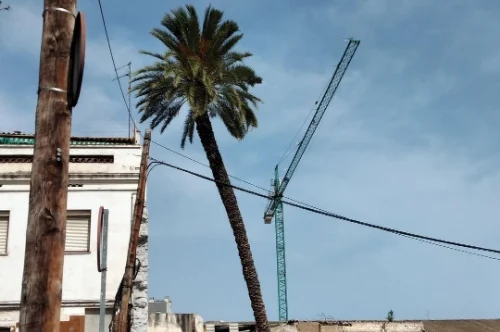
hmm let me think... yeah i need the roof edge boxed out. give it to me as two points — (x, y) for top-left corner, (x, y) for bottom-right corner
(0, 132), (138, 146)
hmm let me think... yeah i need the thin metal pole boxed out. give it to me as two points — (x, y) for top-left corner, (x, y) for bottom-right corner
(111, 62), (132, 138)
(128, 62), (132, 138)
(99, 209), (109, 332)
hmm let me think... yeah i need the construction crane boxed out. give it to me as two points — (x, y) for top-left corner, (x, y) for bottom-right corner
(263, 39), (360, 322)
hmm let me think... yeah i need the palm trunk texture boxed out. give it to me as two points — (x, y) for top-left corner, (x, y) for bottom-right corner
(196, 113), (270, 332)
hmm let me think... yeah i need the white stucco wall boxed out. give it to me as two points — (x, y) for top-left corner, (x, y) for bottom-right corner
(0, 143), (142, 305)
(149, 313), (204, 332)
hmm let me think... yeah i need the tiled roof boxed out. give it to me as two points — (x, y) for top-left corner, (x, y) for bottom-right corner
(423, 319), (500, 332)
(0, 131), (136, 146)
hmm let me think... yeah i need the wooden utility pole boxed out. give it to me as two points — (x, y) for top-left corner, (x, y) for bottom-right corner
(19, 0), (76, 331)
(116, 129), (151, 332)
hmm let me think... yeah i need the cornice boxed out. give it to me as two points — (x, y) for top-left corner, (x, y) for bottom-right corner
(0, 172), (139, 184)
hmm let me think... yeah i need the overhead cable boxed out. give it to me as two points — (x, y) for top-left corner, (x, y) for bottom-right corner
(148, 156), (500, 260)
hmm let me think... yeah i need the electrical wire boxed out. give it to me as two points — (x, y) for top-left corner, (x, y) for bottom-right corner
(97, 0), (351, 214)
(281, 200), (500, 256)
(97, 0), (133, 130)
(149, 140), (270, 193)
(97, 0), (336, 204)
(96, 0), (272, 196)
(398, 234), (500, 261)
(98, 0), (500, 261)
(98, 5), (146, 329)
(148, 156), (500, 260)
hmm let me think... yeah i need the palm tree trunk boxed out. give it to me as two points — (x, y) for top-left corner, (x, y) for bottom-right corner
(195, 113), (270, 332)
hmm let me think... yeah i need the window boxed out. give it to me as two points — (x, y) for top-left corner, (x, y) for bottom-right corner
(0, 211), (9, 255)
(65, 210), (91, 253)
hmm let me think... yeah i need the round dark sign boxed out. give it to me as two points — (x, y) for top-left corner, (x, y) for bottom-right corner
(68, 11), (86, 107)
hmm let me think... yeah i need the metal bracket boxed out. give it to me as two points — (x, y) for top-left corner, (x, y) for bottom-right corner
(56, 148), (62, 162)
(37, 87), (66, 95)
(42, 7), (76, 18)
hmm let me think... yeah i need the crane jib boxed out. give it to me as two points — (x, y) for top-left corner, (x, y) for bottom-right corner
(263, 39), (361, 221)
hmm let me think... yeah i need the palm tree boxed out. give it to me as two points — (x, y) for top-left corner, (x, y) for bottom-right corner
(132, 5), (269, 332)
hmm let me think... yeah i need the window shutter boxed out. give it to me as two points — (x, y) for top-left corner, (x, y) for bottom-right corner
(0, 211), (9, 254)
(65, 210), (91, 252)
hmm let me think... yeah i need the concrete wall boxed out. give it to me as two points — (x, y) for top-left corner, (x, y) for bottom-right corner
(84, 308), (113, 332)
(148, 313), (204, 332)
(295, 321), (424, 332)
(0, 311), (18, 329)
(0, 143), (142, 309)
(204, 322), (425, 332)
(0, 307), (88, 330)
(149, 298), (173, 314)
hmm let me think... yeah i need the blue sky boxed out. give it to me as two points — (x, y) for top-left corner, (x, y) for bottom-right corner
(2, 0), (500, 322)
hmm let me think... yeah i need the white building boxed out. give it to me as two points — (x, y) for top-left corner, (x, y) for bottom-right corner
(0, 131), (148, 331)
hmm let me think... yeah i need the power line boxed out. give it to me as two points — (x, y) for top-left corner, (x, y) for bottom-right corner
(97, 0), (500, 261)
(96, 0), (272, 196)
(148, 156), (500, 260)
(149, 139), (270, 193)
(96, 0), (133, 131)
(398, 234), (500, 261)
(280, 200), (500, 255)
(96, 0), (318, 212)
(93, 0), (417, 231)
(150, 138), (326, 210)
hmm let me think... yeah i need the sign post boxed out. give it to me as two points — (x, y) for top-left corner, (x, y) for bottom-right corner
(97, 206), (109, 332)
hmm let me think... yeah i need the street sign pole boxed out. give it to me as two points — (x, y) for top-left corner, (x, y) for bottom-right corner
(97, 207), (109, 332)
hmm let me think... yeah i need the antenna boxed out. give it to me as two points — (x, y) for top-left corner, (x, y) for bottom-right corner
(128, 62), (133, 138)
(112, 62), (133, 138)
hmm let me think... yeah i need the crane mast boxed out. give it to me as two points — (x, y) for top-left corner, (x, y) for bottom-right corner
(264, 39), (360, 321)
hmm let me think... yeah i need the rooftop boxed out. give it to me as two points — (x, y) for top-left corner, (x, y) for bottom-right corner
(206, 319), (500, 332)
(0, 131), (138, 146)
(423, 319), (500, 332)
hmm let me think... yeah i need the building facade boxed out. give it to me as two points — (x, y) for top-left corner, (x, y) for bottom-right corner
(0, 131), (145, 331)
